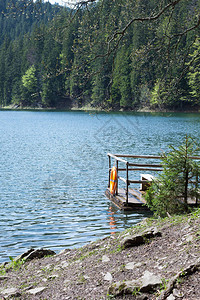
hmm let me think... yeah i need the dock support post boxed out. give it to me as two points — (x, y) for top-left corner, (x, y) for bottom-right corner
(126, 162), (129, 205)
(108, 155), (111, 188)
(116, 160), (118, 195)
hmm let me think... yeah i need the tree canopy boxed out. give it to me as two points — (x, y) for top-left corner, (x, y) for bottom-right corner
(0, 0), (199, 110)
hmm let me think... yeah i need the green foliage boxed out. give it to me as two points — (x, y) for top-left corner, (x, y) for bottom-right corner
(8, 256), (25, 270)
(151, 80), (163, 107)
(187, 38), (200, 104)
(145, 135), (200, 217)
(0, 0), (60, 46)
(21, 65), (40, 106)
(22, 65), (37, 91)
(0, 0), (199, 109)
(106, 293), (115, 300)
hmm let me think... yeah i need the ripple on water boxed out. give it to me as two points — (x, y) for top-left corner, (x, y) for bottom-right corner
(1, 111), (199, 262)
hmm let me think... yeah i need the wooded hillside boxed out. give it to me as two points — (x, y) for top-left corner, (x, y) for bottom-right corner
(0, 0), (199, 110)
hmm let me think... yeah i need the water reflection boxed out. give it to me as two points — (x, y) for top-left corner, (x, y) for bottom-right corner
(107, 203), (151, 235)
(108, 206), (117, 234)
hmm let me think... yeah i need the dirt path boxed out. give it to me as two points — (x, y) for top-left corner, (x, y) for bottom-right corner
(0, 209), (199, 299)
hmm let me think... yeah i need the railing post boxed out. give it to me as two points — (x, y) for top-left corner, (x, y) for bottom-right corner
(116, 160), (118, 195)
(126, 162), (129, 205)
(108, 155), (111, 188)
(196, 174), (198, 206)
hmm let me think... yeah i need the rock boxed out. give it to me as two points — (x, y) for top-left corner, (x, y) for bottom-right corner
(1, 287), (21, 298)
(121, 227), (162, 248)
(61, 261), (69, 268)
(143, 227), (162, 239)
(122, 234), (145, 248)
(15, 248), (56, 262)
(28, 286), (46, 295)
(102, 255), (110, 262)
(108, 280), (140, 296)
(103, 272), (113, 281)
(135, 262), (143, 268)
(15, 248), (35, 261)
(125, 261), (136, 270)
(167, 295), (175, 300)
(55, 257), (60, 262)
(140, 270), (162, 293)
(58, 249), (71, 255)
(173, 288), (184, 297)
(0, 276), (8, 281)
(185, 234), (193, 242)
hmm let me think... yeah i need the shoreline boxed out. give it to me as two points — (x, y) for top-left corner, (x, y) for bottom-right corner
(0, 209), (199, 299)
(1, 104), (200, 114)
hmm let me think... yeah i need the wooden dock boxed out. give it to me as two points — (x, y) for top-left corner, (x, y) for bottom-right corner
(105, 187), (148, 211)
(105, 153), (200, 211)
(105, 153), (162, 211)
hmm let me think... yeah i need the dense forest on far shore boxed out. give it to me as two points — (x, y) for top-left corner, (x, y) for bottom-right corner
(0, 0), (200, 111)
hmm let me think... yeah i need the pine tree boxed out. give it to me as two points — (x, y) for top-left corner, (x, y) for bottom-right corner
(146, 136), (200, 217)
(187, 38), (200, 105)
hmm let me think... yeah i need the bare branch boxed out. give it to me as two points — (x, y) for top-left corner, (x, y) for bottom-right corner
(173, 14), (200, 37)
(108, 0), (182, 43)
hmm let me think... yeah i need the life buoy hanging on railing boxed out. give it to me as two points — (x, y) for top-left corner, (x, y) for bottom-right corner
(110, 166), (117, 195)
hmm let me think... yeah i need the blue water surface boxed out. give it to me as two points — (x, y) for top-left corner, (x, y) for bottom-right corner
(0, 110), (200, 262)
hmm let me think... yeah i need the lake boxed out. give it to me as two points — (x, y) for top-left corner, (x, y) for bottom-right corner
(0, 110), (200, 263)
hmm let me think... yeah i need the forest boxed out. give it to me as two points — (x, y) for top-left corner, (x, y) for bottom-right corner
(0, 0), (199, 111)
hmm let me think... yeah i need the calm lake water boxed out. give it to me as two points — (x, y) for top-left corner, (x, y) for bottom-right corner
(0, 110), (200, 263)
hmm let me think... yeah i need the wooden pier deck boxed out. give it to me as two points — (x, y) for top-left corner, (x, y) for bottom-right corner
(105, 153), (200, 211)
(105, 187), (148, 211)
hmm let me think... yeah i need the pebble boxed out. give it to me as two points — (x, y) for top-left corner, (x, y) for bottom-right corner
(28, 286), (46, 295)
(125, 262), (135, 269)
(103, 272), (113, 281)
(167, 294), (175, 300)
(102, 255), (110, 262)
(1, 287), (20, 297)
(61, 261), (69, 268)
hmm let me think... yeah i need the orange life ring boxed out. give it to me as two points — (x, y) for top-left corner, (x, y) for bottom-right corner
(110, 166), (117, 195)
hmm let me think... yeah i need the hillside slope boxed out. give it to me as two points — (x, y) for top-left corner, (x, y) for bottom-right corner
(0, 209), (199, 299)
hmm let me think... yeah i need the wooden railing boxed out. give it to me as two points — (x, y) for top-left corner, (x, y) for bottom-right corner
(107, 153), (200, 205)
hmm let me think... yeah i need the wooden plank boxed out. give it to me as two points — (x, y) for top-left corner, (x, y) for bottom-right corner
(113, 154), (200, 160)
(129, 188), (145, 200)
(105, 188), (148, 211)
(114, 154), (162, 159)
(128, 163), (162, 167)
(120, 188), (145, 204)
(107, 153), (128, 164)
(118, 168), (163, 171)
(128, 180), (151, 184)
(118, 178), (155, 184)
(118, 176), (127, 183)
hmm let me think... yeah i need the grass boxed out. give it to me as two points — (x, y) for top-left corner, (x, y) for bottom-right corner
(0, 256), (27, 276)
(78, 249), (98, 261)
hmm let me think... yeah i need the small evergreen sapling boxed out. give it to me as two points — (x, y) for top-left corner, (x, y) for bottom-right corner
(145, 136), (200, 217)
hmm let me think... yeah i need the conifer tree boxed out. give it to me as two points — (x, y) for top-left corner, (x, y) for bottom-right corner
(146, 136), (200, 217)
